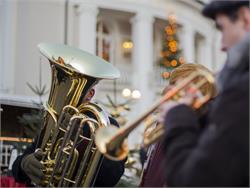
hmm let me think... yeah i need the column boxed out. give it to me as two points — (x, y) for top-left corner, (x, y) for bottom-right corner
(213, 31), (226, 72)
(0, 0), (17, 94)
(131, 11), (155, 108)
(76, 3), (98, 54)
(182, 24), (195, 63)
(204, 36), (213, 70)
(129, 11), (155, 148)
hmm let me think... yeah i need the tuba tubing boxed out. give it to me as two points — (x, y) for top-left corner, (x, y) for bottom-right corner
(35, 43), (120, 187)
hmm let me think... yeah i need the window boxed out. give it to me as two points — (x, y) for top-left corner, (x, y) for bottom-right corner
(96, 22), (112, 62)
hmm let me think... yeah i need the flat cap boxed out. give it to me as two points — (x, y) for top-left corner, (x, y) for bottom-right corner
(202, 0), (249, 20)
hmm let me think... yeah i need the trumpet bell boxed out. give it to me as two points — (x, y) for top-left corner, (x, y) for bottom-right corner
(94, 70), (216, 161)
(95, 125), (128, 161)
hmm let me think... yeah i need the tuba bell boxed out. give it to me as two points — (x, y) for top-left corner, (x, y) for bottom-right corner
(35, 43), (120, 187)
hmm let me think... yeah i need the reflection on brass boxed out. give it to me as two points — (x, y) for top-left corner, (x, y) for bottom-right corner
(95, 70), (215, 161)
(35, 43), (120, 187)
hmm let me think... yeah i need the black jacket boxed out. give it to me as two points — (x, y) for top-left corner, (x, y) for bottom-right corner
(163, 35), (249, 187)
(12, 116), (125, 187)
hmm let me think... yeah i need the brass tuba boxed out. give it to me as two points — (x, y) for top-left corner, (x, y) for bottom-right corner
(35, 43), (120, 187)
(95, 70), (215, 161)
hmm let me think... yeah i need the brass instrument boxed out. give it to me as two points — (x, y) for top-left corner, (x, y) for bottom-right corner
(142, 116), (165, 148)
(95, 70), (215, 161)
(35, 43), (120, 187)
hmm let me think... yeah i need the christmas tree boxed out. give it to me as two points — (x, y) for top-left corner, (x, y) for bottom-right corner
(158, 14), (185, 79)
(18, 60), (48, 139)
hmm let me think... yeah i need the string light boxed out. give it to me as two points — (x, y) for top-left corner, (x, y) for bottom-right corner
(168, 41), (177, 48)
(170, 46), (177, 52)
(179, 57), (185, 64)
(168, 14), (176, 24)
(160, 13), (184, 79)
(171, 60), (178, 67)
(162, 71), (170, 79)
(165, 26), (173, 35)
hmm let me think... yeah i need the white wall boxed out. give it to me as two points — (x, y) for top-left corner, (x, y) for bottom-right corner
(16, 0), (65, 96)
(1, 0), (65, 100)
(0, 1), (4, 93)
(0, 0), (18, 95)
(1, 0), (226, 97)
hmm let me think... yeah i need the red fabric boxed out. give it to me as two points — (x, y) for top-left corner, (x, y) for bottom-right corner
(0, 176), (26, 187)
(140, 140), (166, 187)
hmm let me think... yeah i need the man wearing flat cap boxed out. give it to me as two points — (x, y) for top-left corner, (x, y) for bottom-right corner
(160, 0), (249, 186)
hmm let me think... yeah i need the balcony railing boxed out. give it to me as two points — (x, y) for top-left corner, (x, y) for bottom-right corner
(0, 139), (31, 174)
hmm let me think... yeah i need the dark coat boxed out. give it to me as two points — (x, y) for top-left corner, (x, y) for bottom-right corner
(139, 102), (212, 187)
(12, 116), (125, 187)
(139, 138), (166, 187)
(163, 35), (249, 187)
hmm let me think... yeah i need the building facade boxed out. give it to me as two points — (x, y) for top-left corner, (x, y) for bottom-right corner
(0, 0), (226, 148)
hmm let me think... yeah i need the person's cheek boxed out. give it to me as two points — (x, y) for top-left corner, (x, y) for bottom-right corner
(221, 31), (228, 51)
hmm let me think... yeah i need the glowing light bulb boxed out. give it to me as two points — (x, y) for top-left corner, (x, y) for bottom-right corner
(122, 41), (133, 49)
(122, 88), (131, 97)
(132, 90), (141, 99)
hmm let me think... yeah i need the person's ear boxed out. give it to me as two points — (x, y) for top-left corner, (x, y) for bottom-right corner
(88, 89), (95, 100)
(239, 7), (250, 31)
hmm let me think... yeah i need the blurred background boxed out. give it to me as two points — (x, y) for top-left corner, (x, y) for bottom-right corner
(0, 0), (226, 186)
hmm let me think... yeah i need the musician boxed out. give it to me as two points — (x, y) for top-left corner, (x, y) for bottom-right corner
(12, 87), (125, 187)
(160, 1), (249, 186)
(140, 63), (216, 187)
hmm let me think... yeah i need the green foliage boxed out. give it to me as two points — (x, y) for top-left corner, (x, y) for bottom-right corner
(18, 61), (48, 138)
(27, 82), (48, 99)
(18, 109), (43, 138)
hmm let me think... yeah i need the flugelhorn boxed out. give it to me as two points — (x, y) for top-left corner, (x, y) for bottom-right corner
(95, 70), (215, 161)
